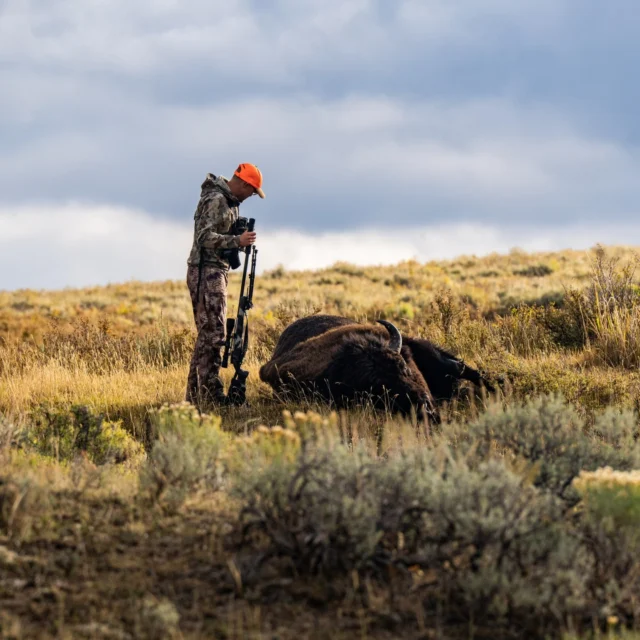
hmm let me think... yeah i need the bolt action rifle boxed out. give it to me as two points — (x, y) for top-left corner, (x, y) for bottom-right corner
(222, 218), (257, 406)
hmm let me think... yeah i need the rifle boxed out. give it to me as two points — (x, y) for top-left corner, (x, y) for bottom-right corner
(222, 217), (258, 406)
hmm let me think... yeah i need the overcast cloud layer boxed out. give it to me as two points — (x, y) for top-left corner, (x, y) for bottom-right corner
(2, 1), (639, 289)
(5, 203), (640, 291)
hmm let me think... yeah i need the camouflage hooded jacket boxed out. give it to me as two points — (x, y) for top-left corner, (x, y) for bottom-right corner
(187, 173), (242, 270)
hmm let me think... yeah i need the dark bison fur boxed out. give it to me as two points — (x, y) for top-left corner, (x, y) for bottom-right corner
(401, 336), (495, 403)
(260, 315), (438, 422)
(260, 314), (495, 421)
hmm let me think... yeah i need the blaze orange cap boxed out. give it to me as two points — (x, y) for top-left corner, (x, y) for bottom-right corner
(234, 163), (265, 199)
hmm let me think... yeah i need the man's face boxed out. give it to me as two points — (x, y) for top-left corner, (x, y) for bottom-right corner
(236, 179), (258, 203)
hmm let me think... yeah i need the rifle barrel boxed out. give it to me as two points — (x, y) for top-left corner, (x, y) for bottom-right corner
(238, 247), (250, 302)
(248, 248), (258, 304)
(237, 218), (255, 301)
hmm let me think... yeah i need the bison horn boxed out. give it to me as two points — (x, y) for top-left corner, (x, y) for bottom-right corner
(377, 320), (402, 353)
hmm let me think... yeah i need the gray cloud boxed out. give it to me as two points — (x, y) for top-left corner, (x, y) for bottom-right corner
(1, 87), (638, 229)
(4, 202), (640, 291)
(1, 0), (640, 287)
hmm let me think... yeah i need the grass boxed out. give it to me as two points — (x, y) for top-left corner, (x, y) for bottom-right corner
(4, 245), (640, 429)
(2, 243), (640, 638)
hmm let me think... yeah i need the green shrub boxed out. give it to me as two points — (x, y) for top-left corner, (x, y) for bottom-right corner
(0, 416), (19, 451)
(25, 405), (80, 461)
(564, 632), (640, 640)
(234, 443), (383, 575)
(24, 404), (143, 465)
(89, 419), (145, 465)
(444, 395), (640, 503)
(232, 434), (591, 633)
(572, 478), (640, 625)
(263, 264), (286, 279)
(375, 453), (588, 631)
(539, 299), (587, 349)
(228, 401), (640, 633)
(0, 476), (46, 540)
(432, 287), (467, 341)
(140, 403), (229, 509)
(591, 407), (639, 450)
(332, 262), (366, 277)
(513, 263), (554, 277)
(574, 467), (640, 530)
(135, 595), (181, 640)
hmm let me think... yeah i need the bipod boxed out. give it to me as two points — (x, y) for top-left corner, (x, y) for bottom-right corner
(226, 369), (250, 407)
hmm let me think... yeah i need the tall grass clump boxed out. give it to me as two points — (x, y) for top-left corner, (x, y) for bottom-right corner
(565, 246), (640, 367)
(495, 304), (555, 357)
(37, 318), (193, 373)
(0, 318), (193, 378)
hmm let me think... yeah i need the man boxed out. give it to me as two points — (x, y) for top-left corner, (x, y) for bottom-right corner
(186, 163), (265, 409)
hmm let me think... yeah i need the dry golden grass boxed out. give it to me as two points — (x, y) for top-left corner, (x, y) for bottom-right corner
(3, 244), (640, 638)
(1, 244), (635, 341)
(3, 243), (640, 429)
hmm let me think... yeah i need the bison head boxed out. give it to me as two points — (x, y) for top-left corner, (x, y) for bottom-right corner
(319, 320), (438, 422)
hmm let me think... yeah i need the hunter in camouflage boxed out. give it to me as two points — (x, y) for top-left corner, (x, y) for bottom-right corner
(186, 165), (264, 409)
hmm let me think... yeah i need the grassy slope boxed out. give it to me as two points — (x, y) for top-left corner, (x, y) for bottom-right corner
(2, 244), (640, 428)
(2, 244), (640, 639)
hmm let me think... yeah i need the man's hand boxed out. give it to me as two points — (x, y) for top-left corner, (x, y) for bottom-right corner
(239, 230), (257, 247)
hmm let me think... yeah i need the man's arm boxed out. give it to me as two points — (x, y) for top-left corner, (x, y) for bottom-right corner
(195, 194), (241, 251)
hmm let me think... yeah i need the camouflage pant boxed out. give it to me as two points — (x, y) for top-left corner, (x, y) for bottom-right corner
(186, 264), (228, 408)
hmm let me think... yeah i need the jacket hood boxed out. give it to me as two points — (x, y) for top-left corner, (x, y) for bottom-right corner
(201, 173), (239, 205)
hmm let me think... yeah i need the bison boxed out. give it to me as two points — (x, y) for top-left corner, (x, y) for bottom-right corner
(259, 314), (494, 422)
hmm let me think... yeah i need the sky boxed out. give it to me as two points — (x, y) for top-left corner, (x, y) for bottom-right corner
(1, 0), (640, 290)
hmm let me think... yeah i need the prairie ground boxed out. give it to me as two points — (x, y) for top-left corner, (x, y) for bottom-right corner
(2, 244), (640, 639)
